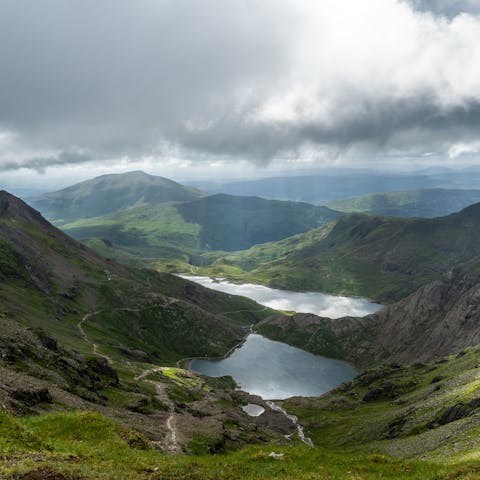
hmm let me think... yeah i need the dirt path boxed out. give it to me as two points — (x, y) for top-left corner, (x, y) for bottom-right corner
(77, 297), (177, 363)
(77, 311), (113, 364)
(135, 368), (181, 453)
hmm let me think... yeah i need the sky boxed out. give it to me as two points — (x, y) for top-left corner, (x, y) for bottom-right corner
(1, 0), (480, 189)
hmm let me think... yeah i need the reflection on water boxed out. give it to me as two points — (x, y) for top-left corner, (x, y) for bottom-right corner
(190, 334), (356, 400)
(181, 275), (382, 318)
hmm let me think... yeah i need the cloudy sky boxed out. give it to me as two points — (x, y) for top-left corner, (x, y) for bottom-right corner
(1, 0), (480, 187)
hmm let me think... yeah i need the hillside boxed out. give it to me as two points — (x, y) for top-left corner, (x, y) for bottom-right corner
(177, 194), (340, 251)
(330, 188), (480, 218)
(257, 268), (480, 367)
(54, 193), (341, 264)
(0, 190), (295, 453)
(199, 203), (480, 302)
(30, 171), (204, 223)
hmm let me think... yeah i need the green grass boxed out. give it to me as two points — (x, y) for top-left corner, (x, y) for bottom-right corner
(3, 410), (480, 479)
(62, 203), (202, 260)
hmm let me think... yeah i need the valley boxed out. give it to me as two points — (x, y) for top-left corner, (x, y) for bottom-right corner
(3, 171), (480, 479)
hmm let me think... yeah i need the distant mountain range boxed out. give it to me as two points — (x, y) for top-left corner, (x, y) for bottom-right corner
(329, 188), (480, 218)
(31, 171), (341, 263)
(188, 169), (480, 203)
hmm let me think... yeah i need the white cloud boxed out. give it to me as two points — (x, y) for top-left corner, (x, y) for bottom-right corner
(0, 0), (480, 172)
(449, 141), (480, 158)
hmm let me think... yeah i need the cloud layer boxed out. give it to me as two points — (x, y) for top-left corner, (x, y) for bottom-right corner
(0, 0), (479, 171)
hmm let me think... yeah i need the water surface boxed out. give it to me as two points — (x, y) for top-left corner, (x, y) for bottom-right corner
(190, 334), (356, 400)
(181, 275), (382, 318)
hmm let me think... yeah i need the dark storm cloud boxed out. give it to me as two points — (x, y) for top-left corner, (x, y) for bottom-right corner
(0, 151), (93, 173)
(408, 0), (480, 17)
(0, 0), (480, 170)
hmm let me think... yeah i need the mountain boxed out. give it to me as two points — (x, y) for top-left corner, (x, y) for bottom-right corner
(51, 193), (341, 265)
(0, 190), (276, 360)
(29, 170), (204, 224)
(200, 203), (480, 302)
(329, 188), (480, 218)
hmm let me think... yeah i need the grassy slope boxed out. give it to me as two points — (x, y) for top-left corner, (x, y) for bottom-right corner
(176, 194), (341, 251)
(61, 203), (202, 261)
(0, 193), (274, 365)
(2, 412), (480, 479)
(199, 203), (480, 302)
(285, 344), (480, 464)
(330, 188), (480, 218)
(4, 347), (480, 478)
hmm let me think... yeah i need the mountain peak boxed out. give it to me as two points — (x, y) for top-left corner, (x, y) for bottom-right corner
(0, 190), (50, 226)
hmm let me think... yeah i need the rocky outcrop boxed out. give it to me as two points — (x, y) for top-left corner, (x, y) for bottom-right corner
(259, 269), (480, 367)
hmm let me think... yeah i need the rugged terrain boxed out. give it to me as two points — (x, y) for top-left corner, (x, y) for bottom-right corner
(4, 190), (480, 478)
(257, 267), (480, 367)
(0, 190), (297, 458)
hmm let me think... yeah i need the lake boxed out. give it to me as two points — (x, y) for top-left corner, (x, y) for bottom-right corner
(180, 275), (382, 318)
(190, 334), (356, 399)
(183, 275), (381, 399)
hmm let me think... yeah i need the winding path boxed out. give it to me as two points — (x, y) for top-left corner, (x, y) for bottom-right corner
(77, 311), (113, 364)
(134, 368), (181, 453)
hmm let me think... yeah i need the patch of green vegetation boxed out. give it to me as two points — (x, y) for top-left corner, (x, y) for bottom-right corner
(2, 410), (480, 479)
(61, 203), (202, 260)
(283, 345), (480, 464)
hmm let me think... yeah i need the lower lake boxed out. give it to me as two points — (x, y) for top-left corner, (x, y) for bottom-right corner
(183, 275), (382, 399)
(190, 333), (356, 399)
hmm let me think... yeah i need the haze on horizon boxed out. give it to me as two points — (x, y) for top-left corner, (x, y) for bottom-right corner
(1, 0), (480, 190)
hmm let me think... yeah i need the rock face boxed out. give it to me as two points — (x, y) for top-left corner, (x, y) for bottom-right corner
(356, 269), (480, 364)
(259, 269), (480, 367)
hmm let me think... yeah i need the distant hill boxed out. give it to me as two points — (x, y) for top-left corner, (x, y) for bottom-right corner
(30, 170), (204, 224)
(200, 203), (480, 302)
(176, 194), (341, 251)
(50, 193), (341, 264)
(330, 188), (480, 218)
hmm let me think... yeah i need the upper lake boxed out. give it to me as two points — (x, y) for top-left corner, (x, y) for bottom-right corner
(180, 275), (382, 318)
